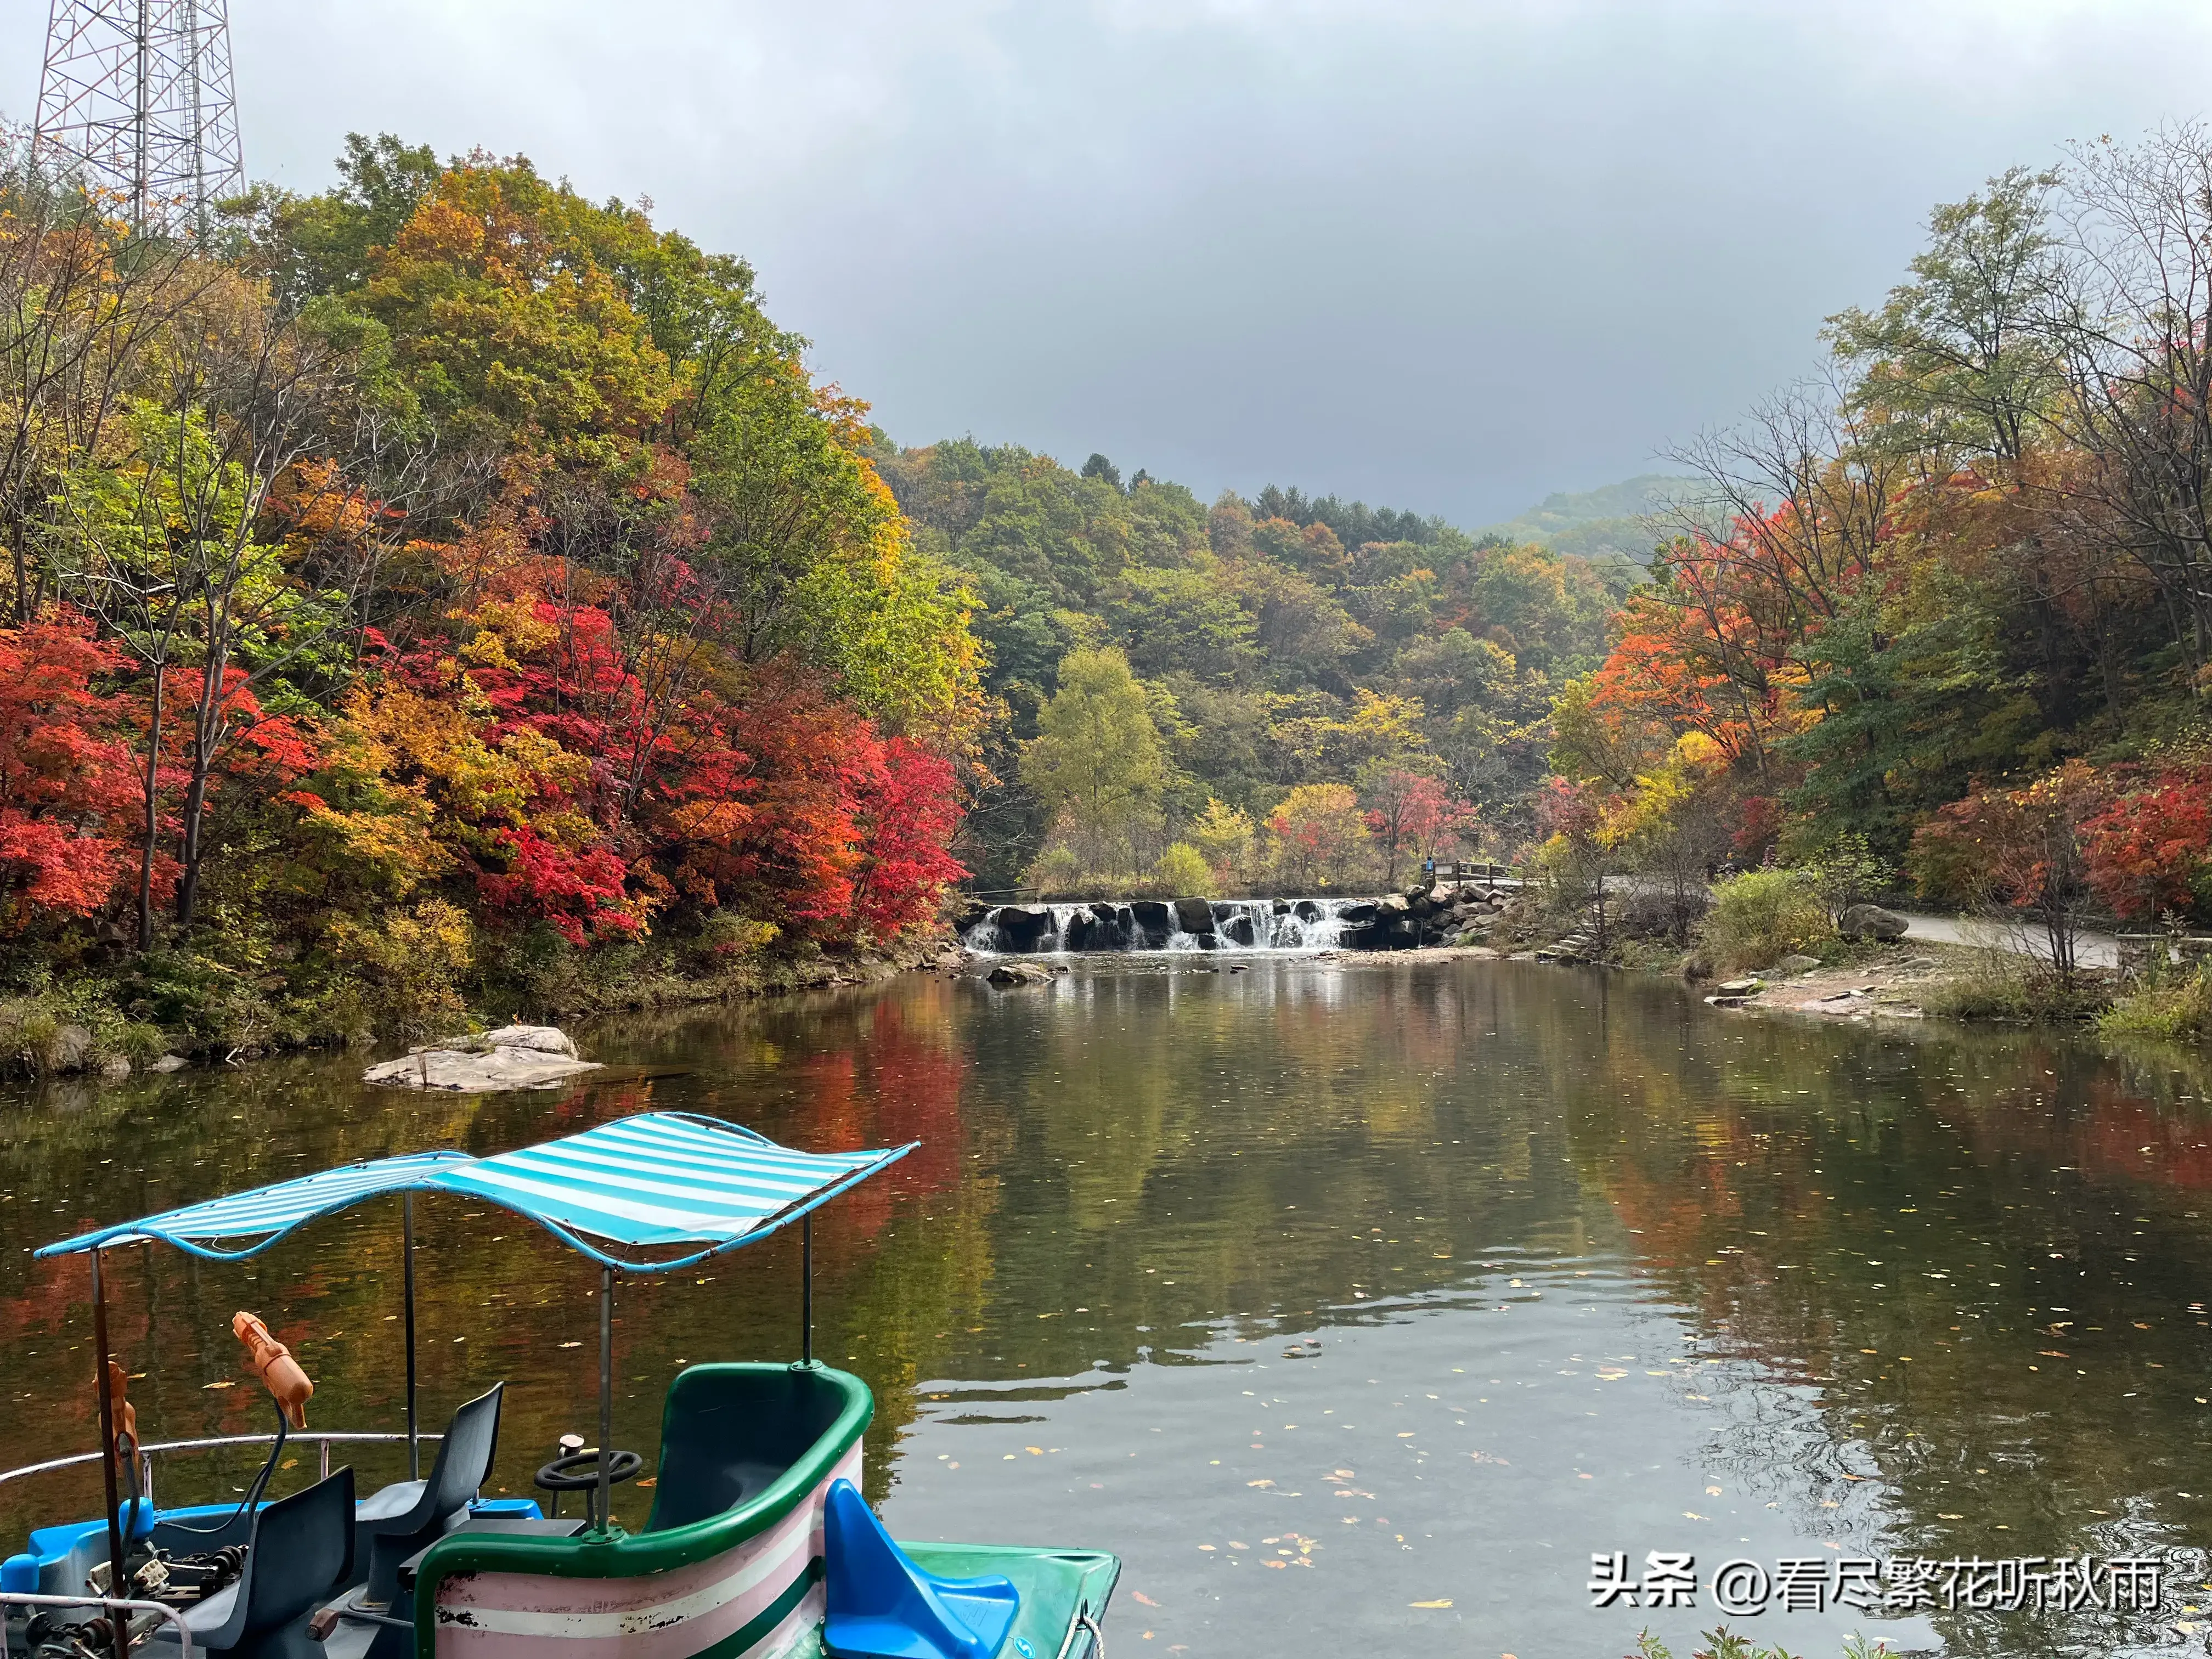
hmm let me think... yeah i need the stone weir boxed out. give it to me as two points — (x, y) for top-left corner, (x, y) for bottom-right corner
(958, 883), (1519, 954)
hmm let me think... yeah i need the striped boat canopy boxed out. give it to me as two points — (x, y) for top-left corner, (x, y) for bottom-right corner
(36, 1113), (915, 1272)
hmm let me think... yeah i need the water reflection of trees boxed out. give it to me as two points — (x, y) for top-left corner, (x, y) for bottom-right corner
(6, 962), (2212, 1653)
(937, 965), (1593, 1373)
(1536, 978), (2212, 1655)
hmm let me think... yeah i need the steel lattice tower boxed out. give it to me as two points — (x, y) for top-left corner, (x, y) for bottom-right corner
(33, 0), (245, 233)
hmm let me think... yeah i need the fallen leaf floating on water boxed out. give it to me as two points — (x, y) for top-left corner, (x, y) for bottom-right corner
(202, 1380), (234, 1389)
(1408, 1599), (1453, 1609)
(1132, 1592), (1160, 1607)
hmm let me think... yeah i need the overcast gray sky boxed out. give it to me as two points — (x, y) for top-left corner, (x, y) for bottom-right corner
(8, 1), (2212, 525)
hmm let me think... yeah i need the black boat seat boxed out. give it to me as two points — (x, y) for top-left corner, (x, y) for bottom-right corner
(352, 1483), (426, 1525)
(353, 1384), (503, 1607)
(174, 1581), (241, 1642)
(644, 1365), (849, 1534)
(154, 1467), (355, 1659)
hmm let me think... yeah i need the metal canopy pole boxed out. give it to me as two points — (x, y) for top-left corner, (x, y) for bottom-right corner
(800, 1215), (812, 1366)
(595, 1267), (613, 1533)
(403, 1194), (420, 1480)
(90, 1249), (128, 1659)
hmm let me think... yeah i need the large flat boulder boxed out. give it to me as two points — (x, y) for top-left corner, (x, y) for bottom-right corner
(364, 1025), (600, 1092)
(1172, 896), (1216, 934)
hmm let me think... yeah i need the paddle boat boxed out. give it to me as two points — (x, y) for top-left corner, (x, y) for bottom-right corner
(0, 1112), (1117, 1659)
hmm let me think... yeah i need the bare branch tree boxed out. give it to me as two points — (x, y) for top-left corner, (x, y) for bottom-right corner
(0, 131), (213, 620)
(2041, 125), (2212, 682)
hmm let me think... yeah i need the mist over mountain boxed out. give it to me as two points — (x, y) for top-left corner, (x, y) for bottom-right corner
(1480, 475), (1705, 566)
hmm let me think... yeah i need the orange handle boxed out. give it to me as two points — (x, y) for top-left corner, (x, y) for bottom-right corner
(106, 1360), (137, 1453)
(233, 1311), (312, 1429)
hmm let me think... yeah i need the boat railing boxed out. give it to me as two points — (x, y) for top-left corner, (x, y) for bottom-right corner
(0, 1431), (443, 1493)
(0, 1590), (196, 1659)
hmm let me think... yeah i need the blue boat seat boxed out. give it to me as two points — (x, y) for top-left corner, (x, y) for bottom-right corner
(154, 1468), (354, 1659)
(353, 1384), (503, 1607)
(823, 1480), (1018, 1659)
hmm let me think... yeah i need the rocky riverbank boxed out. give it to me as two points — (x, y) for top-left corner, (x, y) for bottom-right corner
(941, 913), (2142, 1043)
(1, 934), (967, 1082)
(1703, 944), (1976, 1022)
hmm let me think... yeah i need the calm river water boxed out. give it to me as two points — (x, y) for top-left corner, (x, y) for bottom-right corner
(4, 960), (2210, 1657)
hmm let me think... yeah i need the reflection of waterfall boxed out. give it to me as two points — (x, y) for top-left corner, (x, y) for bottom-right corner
(961, 896), (1380, 955)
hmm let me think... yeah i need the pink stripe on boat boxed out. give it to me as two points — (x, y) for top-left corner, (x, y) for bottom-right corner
(741, 1581), (825, 1659)
(435, 1446), (860, 1659)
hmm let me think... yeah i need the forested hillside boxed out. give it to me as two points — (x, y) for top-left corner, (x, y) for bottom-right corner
(1547, 134), (2212, 974)
(873, 441), (1630, 892)
(0, 133), (981, 1058)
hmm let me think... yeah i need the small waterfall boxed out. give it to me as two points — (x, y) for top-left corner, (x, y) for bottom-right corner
(960, 895), (1384, 956)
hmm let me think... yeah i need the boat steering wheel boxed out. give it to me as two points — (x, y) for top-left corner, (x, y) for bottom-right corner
(534, 1448), (645, 1491)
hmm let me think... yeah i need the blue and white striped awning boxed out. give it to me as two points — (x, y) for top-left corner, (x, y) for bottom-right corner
(428, 1114), (906, 1259)
(36, 1113), (914, 1272)
(40, 1150), (475, 1256)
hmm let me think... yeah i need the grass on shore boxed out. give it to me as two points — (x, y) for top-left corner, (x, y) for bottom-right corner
(0, 980), (168, 1076)
(1915, 946), (2110, 1024)
(2099, 961), (2212, 1042)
